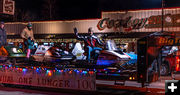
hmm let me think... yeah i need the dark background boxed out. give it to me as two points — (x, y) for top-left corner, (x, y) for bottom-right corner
(1, 0), (180, 22)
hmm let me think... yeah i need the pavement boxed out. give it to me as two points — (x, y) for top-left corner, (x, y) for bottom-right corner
(0, 86), (71, 95)
(95, 75), (179, 94)
(0, 85), (157, 95)
(96, 80), (165, 94)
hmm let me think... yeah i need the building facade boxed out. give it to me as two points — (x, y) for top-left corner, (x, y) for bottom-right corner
(5, 7), (180, 53)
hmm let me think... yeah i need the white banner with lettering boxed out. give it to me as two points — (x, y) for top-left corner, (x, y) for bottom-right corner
(0, 67), (96, 91)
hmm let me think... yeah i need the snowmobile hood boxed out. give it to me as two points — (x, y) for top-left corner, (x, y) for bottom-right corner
(34, 45), (52, 56)
(106, 50), (131, 59)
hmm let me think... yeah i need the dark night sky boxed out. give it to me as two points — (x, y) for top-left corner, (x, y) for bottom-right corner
(1, 0), (180, 21)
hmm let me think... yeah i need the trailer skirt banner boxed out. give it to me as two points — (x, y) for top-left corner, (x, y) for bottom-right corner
(0, 67), (96, 91)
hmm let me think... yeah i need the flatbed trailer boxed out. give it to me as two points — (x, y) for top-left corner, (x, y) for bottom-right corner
(2, 32), (180, 91)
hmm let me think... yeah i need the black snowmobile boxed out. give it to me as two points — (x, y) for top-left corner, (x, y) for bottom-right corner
(0, 45), (26, 64)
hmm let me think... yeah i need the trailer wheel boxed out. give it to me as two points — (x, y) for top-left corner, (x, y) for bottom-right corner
(160, 62), (169, 76)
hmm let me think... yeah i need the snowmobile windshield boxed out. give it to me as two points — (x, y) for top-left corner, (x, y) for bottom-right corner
(162, 46), (178, 56)
(106, 40), (124, 55)
(106, 40), (118, 51)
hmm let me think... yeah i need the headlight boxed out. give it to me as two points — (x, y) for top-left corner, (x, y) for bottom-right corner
(17, 49), (23, 53)
(12, 48), (18, 53)
(64, 51), (69, 54)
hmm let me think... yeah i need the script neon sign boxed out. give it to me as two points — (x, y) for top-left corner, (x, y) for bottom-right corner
(97, 17), (148, 31)
(97, 14), (180, 32)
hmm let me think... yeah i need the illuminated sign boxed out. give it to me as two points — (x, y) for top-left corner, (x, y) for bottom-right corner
(97, 12), (180, 32)
(158, 37), (180, 46)
(97, 17), (148, 32)
(0, 0), (15, 15)
(145, 14), (180, 28)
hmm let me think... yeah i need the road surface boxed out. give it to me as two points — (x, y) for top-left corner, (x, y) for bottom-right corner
(0, 74), (177, 95)
(0, 83), (164, 95)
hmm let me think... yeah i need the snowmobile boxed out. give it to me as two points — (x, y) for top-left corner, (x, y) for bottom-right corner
(72, 40), (131, 69)
(0, 45), (26, 64)
(31, 44), (76, 65)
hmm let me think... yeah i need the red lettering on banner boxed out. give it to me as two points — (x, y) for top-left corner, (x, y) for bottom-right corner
(65, 80), (70, 87)
(29, 77), (32, 84)
(42, 78), (46, 85)
(37, 78), (71, 88)
(59, 80), (63, 87)
(77, 80), (80, 88)
(37, 78), (40, 85)
(52, 80), (58, 87)
(18, 77), (32, 85)
(0, 76), (13, 83)
(77, 80), (96, 90)
(47, 79), (52, 86)
(0, 68), (96, 91)
(89, 80), (96, 90)
(82, 80), (88, 89)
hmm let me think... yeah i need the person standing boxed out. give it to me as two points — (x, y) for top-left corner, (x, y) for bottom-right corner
(0, 21), (7, 47)
(0, 21), (8, 56)
(21, 22), (35, 58)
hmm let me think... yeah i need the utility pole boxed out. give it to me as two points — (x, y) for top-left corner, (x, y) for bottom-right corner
(159, 0), (165, 77)
(161, 0), (164, 32)
(49, 0), (52, 20)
